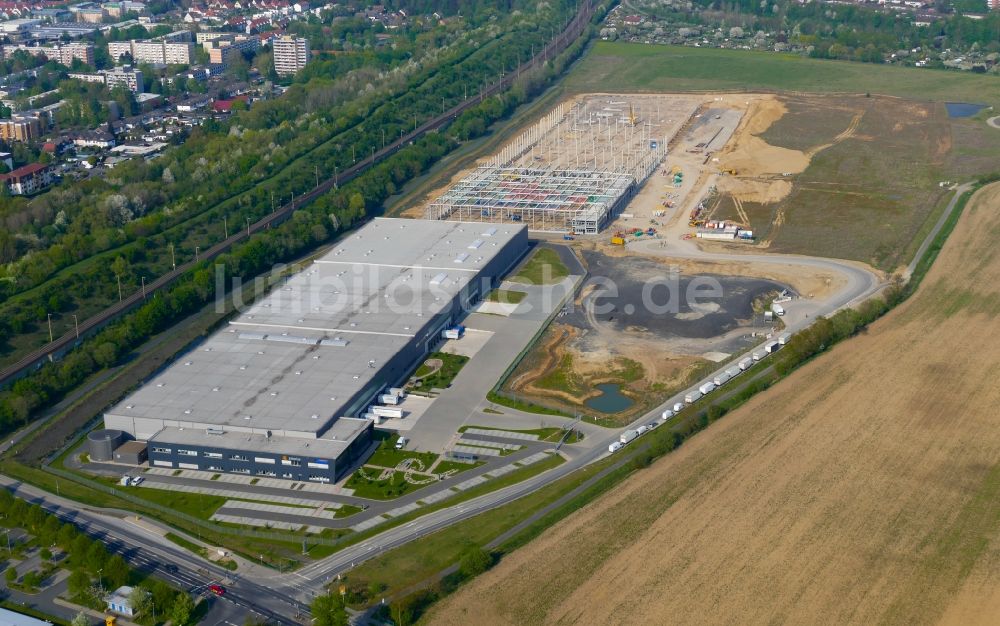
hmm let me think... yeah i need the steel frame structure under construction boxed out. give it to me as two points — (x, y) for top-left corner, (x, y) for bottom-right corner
(425, 166), (634, 234)
(426, 97), (674, 234)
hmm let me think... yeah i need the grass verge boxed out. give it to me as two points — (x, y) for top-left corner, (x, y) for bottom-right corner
(508, 248), (569, 285)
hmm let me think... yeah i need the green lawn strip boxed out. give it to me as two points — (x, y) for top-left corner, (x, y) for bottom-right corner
(485, 391), (574, 418)
(564, 42), (1000, 104)
(485, 289), (527, 304)
(413, 352), (469, 390)
(908, 189), (973, 291)
(508, 248), (569, 285)
(345, 469), (430, 501)
(334, 504), (364, 519)
(458, 425), (567, 440)
(432, 461), (484, 476)
(367, 440), (439, 470)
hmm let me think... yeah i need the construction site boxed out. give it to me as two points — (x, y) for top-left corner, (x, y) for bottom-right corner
(425, 95), (701, 233)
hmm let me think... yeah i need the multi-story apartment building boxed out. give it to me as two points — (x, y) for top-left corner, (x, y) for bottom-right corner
(0, 116), (42, 142)
(205, 34), (259, 67)
(3, 43), (95, 67)
(0, 163), (52, 195)
(108, 39), (194, 65)
(69, 66), (144, 93)
(272, 35), (309, 76)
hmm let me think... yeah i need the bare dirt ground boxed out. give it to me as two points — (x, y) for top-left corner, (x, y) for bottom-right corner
(425, 183), (1000, 626)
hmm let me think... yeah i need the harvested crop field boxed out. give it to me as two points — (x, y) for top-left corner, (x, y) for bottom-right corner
(425, 184), (1000, 625)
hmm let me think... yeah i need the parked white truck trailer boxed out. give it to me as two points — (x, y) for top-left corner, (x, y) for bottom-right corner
(620, 429), (639, 444)
(777, 332), (791, 345)
(739, 357), (753, 371)
(684, 390), (703, 404)
(698, 381), (717, 395)
(372, 406), (404, 418)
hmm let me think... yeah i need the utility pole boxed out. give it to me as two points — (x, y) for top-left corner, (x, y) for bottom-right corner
(271, 191), (275, 213)
(47, 313), (52, 342)
(314, 165), (319, 188)
(195, 246), (200, 262)
(72, 314), (79, 339)
(223, 216), (228, 239)
(246, 217), (251, 236)
(141, 276), (146, 299)
(381, 128), (385, 149)
(334, 166), (338, 189)
(116, 274), (122, 301)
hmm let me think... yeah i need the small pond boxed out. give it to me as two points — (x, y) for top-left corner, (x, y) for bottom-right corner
(584, 383), (635, 413)
(945, 102), (987, 118)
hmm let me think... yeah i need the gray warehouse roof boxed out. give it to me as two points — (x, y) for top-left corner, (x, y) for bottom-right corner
(105, 218), (525, 437)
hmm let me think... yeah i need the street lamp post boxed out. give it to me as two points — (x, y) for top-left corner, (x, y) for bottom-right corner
(46, 314), (53, 343)
(223, 216), (228, 239)
(72, 314), (79, 339)
(170, 243), (176, 270)
(246, 217), (251, 237)
(195, 246), (200, 262)
(141, 276), (146, 299)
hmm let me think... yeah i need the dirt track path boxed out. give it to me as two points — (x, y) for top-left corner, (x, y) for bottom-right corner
(425, 185), (1000, 626)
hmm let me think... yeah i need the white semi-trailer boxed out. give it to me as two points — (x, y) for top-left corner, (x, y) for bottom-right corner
(620, 429), (639, 444)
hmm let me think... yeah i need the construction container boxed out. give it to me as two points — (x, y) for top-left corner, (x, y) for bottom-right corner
(372, 406), (404, 418)
(610, 236), (625, 245)
(388, 387), (406, 397)
(697, 231), (737, 241)
(379, 394), (400, 405)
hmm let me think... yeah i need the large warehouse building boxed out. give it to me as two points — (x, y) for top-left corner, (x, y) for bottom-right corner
(103, 218), (528, 482)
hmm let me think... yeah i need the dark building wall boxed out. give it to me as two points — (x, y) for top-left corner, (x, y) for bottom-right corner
(147, 422), (372, 482)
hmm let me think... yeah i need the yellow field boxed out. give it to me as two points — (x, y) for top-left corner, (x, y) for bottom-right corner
(425, 184), (1000, 625)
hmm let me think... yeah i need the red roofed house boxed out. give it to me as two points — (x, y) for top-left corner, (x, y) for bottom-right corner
(212, 94), (249, 112)
(0, 163), (52, 195)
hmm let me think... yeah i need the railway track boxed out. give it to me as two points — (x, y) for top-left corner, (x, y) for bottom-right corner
(0, 0), (595, 389)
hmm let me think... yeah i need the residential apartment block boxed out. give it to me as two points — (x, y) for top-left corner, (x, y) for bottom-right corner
(0, 163), (52, 195)
(272, 35), (309, 76)
(2, 43), (95, 67)
(108, 39), (194, 65)
(204, 34), (260, 67)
